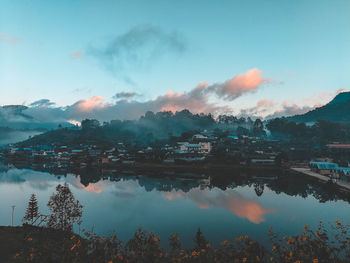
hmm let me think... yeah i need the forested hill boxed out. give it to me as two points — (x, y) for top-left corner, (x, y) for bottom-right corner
(14, 99), (350, 148)
(287, 91), (350, 123)
(16, 110), (266, 147)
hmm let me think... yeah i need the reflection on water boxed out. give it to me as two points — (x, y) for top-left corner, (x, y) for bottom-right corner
(1, 164), (350, 247)
(162, 189), (273, 224)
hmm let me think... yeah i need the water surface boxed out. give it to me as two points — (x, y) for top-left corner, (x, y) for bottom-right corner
(1, 165), (349, 248)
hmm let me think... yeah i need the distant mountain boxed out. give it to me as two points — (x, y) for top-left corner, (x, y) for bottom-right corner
(0, 127), (43, 146)
(0, 104), (73, 130)
(287, 92), (350, 123)
(328, 91), (350, 105)
(0, 104), (76, 145)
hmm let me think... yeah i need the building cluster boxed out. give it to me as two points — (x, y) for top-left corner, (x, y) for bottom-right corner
(0, 131), (287, 170)
(310, 160), (350, 178)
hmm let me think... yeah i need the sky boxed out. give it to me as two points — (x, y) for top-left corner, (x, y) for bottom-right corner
(0, 0), (350, 121)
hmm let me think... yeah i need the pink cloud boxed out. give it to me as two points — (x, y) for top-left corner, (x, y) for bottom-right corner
(239, 99), (277, 118)
(242, 89), (349, 119)
(25, 69), (273, 121)
(154, 69), (271, 114)
(207, 68), (271, 101)
(257, 99), (274, 108)
(73, 96), (110, 113)
(0, 33), (20, 44)
(156, 85), (220, 113)
(72, 50), (83, 59)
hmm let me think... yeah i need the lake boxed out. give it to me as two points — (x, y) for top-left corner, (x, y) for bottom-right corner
(1, 164), (350, 248)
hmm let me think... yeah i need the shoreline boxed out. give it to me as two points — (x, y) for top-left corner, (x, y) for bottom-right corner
(2, 160), (286, 179)
(290, 167), (350, 193)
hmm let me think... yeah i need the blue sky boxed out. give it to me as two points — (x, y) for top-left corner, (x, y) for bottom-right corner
(0, 0), (349, 118)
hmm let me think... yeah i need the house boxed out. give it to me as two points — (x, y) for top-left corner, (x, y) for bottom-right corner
(98, 157), (109, 164)
(186, 143), (201, 152)
(338, 167), (350, 177)
(309, 161), (339, 175)
(177, 142), (189, 152)
(174, 153), (205, 163)
(251, 159), (275, 165)
(199, 142), (211, 153)
(71, 149), (83, 154)
(327, 144), (350, 150)
(178, 142), (211, 154)
(192, 134), (208, 141)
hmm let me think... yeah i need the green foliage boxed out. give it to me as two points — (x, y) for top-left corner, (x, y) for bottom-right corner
(47, 183), (83, 232)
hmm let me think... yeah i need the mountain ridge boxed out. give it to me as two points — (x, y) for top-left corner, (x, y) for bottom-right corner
(286, 91), (350, 123)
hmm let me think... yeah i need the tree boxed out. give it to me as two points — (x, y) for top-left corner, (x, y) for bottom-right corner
(193, 228), (208, 250)
(253, 118), (266, 137)
(47, 183), (83, 232)
(237, 126), (249, 136)
(169, 233), (181, 254)
(23, 194), (39, 225)
(81, 119), (100, 131)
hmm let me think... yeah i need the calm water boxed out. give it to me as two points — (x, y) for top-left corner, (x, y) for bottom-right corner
(1, 165), (350, 248)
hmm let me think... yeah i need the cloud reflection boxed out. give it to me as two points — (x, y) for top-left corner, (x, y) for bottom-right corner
(68, 175), (110, 194)
(163, 188), (273, 224)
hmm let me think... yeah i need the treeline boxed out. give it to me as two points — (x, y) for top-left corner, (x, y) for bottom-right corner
(16, 108), (350, 149)
(267, 119), (350, 144)
(18, 110), (266, 148)
(5, 222), (350, 263)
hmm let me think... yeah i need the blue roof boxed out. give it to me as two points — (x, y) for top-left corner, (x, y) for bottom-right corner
(187, 144), (201, 147)
(35, 145), (54, 151)
(310, 162), (339, 170)
(23, 148), (33, 151)
(337, 167), (350, 175)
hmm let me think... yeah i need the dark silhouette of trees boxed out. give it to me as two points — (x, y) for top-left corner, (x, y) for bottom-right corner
(237, 126), (249, 136)
(81, 119), (100, 131)
(254, 183), (264, 197)
(193, 228), (208, 250)
(253, 118), (266, 137)
(267, 118), (350, 144)
(47, 183), (83, 232)
(169, 233), (181, 255)
(23, 194), (39, 225)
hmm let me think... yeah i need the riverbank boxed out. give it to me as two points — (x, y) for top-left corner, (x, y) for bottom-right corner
(291, 167), (350, 193)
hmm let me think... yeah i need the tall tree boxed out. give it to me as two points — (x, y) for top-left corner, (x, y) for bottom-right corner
(23, 194), (39, 225)
(193, 228), (208, 250)
(47, 183), (83, 232)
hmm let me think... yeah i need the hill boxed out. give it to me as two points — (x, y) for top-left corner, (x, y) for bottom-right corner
(287, 91), (350, 123)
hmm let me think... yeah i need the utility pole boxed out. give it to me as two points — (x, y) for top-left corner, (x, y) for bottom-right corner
(11, 205), (15, 226)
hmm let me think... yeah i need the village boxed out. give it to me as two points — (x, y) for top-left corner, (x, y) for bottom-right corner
(1, 129), (350, 188)
(0, 131), (277, 167)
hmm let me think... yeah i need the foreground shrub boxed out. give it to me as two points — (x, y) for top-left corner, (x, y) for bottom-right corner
(6, 222), (350, 263)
